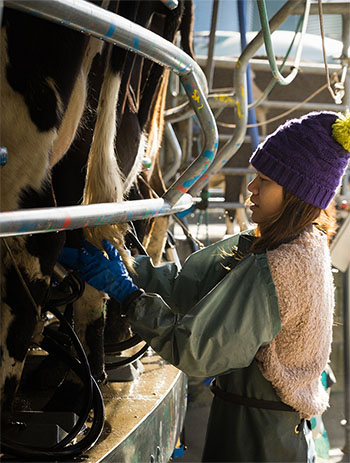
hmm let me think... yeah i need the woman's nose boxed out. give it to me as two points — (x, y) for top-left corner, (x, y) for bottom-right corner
(247, 176), (258, 194)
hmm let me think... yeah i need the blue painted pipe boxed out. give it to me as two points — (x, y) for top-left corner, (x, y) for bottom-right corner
(238, 0), (260, 151)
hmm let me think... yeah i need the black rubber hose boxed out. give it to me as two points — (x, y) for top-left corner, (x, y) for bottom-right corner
(105, 343), (149, 370)
(1, 303), (105, 460)
(49, 271), (85, 307)
(43, 335), (105, 453)
(1, 340), (104, 460)
(125, 228), (148, 255)
(104, 333), (143, 353)
(40, 335), (93, 449)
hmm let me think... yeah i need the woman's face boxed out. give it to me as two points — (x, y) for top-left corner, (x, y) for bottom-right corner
(247, 172), (284, 224)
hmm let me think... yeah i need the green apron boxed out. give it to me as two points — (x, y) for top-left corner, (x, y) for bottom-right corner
(127, 232), (315, 462)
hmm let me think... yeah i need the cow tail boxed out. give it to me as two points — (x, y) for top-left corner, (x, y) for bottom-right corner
(82, 44), (133, 271)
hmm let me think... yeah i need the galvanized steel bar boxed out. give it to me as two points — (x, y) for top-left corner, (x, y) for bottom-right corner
(205, 0), (220, 91)
(220, 167), (255, 176)
(159, 0), (179, 11)
(163, 123), (182, 184)
(5, 0), (218, 206)
(250, 100), (348, 112)
(164, 60), (345, 124)
(195, 57), (343, 74)
(163, 71), (218, 203)
(341, 11), (350, 108)
(293, 1), (349, 15)
(188, 0), (305, 196)
(0, 195), (193, 238)
(257, 0), (311, 86)
(205, 201), (245, 209)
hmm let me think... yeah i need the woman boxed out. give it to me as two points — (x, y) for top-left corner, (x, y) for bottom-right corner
(59, 111), (350, 462)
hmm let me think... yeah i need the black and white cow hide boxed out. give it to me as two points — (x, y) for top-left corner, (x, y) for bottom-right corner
(0, 0), (129, 423)
(0, 0), (194, 422)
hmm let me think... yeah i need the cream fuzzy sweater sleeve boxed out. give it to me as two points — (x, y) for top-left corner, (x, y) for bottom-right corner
(255, 228), (335, 419)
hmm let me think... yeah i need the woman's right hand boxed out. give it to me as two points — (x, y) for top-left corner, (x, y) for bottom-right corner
(59, 240), (139, 303)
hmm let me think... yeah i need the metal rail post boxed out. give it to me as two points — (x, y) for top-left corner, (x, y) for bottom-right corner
(341, 11), (350, 108)
(205, 0), (220, 92)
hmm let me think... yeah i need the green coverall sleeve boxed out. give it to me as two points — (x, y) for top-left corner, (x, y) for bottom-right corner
(127, 252), (281, 378)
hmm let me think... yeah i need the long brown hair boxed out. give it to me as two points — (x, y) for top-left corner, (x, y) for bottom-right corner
(250, 190), (337, 254)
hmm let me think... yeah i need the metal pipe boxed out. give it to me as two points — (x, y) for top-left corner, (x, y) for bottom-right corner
(249, 100), (348, 111)
(0, 195), (193, 238)
(203, 201), (245, 209)
(220, 167), (255, 175)
(341, 13), (350, 59)
(238, 0), (260, 149)
(163, 122), (182, 184)
(218, 134), (266, 142)
(5, 0), (218, 206)
(213, 97), (348, 112)
(257, 0), (311, 86)
(205, 0), (220, 91)
(164, 58), (345, 123)
(293, 2), (350, 15)
(189, 0), (305, 196)
(159, 0), (179, 11)
(163, 72), (218, 203)
(341, 12), (350, 108)
(250, 14), (304, 110)
(195, 57), (343, 74)
(6, 0), (199, 80)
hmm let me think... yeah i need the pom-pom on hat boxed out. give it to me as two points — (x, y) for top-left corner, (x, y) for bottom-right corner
(249, 111), (350, 209)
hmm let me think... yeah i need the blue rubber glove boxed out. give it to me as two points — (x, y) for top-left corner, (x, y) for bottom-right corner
(58, 240), (139, 303)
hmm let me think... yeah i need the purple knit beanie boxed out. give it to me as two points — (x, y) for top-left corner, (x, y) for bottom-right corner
(249, 111), (350, 209)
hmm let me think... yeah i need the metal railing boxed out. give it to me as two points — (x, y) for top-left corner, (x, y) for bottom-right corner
(188, 0), (305, 196)
(1, 0), (219, 237)
(0, 195), (193, 238)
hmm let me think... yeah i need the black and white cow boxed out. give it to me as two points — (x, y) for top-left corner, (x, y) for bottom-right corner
(1, 0), (194, 423)
(0, 1), (107, 422)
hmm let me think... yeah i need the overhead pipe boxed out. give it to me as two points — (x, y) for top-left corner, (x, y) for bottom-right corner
(205, 0), (220, 92)
(0, 195), (193, 238)
(164, 0), (310, 124)
(249, 14), (304, 110)
(159, 0), (179, 11)
(340, 11), (350, 108)
(163, 122), (182, 184)
(238, 0), (260, 150)
(188, 0), (305, 196)
(5, 0), (218, 206)
(256, 0), (311, 86)
(196, 57), (344, 74)
(164, 61), (344, 124)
